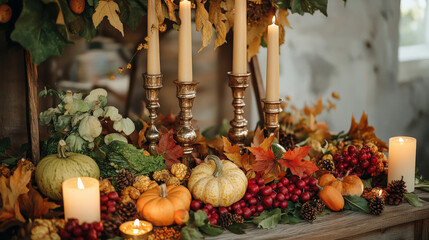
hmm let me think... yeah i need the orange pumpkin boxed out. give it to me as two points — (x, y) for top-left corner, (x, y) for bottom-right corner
(174, 209), (189, 225)
(318, 185), (344, 211)
(318, 173), (363, 196)
(136, 184), (191, 226)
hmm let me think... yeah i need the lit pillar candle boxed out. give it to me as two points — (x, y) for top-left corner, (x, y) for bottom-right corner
(178, 0), (192, 82)
(147, 0), (161, 74)
(388, 136), (417, 192)
(63, 177), (100, 224)
(232, 0), (247, 74)
(266, 16), (279, 102)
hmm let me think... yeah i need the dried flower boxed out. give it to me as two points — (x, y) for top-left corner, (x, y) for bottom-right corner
(137, 43), (144, 51)
(143, 43), (149, 49)
(126, 63), (132, 69)
(159, 24), (167, 32)
(145, 36), (150, 42)
(118, 67), (124, 73)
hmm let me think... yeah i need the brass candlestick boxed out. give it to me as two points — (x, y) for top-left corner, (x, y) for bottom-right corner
(262, 99), (282, 138)
(143, 73), (163, 154)
(174, 81), (199, 167)
(227, 72), (250, 147)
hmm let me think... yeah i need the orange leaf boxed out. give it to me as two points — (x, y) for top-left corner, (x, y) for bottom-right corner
(251, 126), (265, 148)
(156, 129), (184, 169)
(138, 120), (149, 148)
(348, 112), (388, 151)
(278, 146), (318, 177)
(222, 137), (242, 167)
(18, 185), (59, 219)
(207, 137), (224, 155)
(248, 143), (276, 174)
(260, 135), (274, 151)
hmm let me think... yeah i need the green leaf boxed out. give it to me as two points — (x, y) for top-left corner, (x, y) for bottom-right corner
(193, 210), (208, 227)
(287, 214), (301, 224)
(87, 0), (99, 7)
(11, 0), (70, 65)
(290, 0), (328, 16)
(58, 0), (97, 40)
(344, 195), (370, 213)
(180, 226), (204, 240)
(199, 224), (223, 236)
(317, 208), (332, 217)
(252, 208), (282, 229)
(362, 178), (373, 189)
(271, 143), (286, 160)
(117, 0), (147, 30)
(405, 193), (423, 207)
(226, 223), (247, 234)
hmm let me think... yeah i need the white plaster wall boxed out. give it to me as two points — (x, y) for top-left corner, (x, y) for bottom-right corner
(253, 0), (429, 177)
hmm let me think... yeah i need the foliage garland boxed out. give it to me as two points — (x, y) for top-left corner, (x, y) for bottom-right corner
(0, 0), (335, 65)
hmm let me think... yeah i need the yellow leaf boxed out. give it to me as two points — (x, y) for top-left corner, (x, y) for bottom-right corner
(251, 126), (265, 148)
(155, 0), (165, 23)
(92, 0), (124, 36)
(278, 9), (291, 29)
(195, 0), (213, 52)
(209, 0), (230, 49)
(260, 135), (275, 151)
(164, 0), (178, 22)
(222, 137), (242, 168)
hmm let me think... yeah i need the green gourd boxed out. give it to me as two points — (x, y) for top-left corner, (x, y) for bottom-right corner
(35, 140), (100, 201)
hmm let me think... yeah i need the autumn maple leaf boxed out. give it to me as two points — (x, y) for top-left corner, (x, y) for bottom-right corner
(223, 137), (242, 167)
(248, 135), (276, 174)
(278, 146), (318, 178)
(156, 130), (184, 169)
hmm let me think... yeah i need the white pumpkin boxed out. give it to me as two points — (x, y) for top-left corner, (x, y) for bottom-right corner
(188, 155), (247, 207)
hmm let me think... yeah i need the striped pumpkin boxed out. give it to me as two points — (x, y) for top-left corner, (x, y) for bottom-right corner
(188, 155), (247, 207)
(35, 140), (100, 201)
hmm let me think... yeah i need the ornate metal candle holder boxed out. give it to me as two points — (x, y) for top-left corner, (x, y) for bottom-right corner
(262, 99), (282, 138)
(143, 73), (163, 154)
(227, 72), (251, 147)
(174, 81), (199, 167)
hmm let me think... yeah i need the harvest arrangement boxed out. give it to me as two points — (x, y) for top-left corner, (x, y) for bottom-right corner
(0, 88), (427, 240)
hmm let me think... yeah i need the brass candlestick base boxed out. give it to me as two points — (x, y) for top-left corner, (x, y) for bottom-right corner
(143, 73), (163, 154)
(174, 81), (199, 167)
(227, 72), (250, 147)
(262, 99), (282, 138)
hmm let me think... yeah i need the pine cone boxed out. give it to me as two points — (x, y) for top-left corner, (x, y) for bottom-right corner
(310, 198), (325, 214)
(301, 201), (317, 222)
(279, 131), (298, 150)
(318, 155), (335, 171)
(117, 202), (139, 222)
(153, 169), (171, 182)
(103, 214), (122, 238)
(116, 170), (135, 193)
(231, 214), (244, 224)
(171, 163), (188, 181)
(218, 213), (234, 227)
(385, 178), (407, 205)
(369, 196), (385, 215)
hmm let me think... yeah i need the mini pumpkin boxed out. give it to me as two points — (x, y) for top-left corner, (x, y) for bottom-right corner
(187, 155), (248, 207)
(35, 140), (100, 201)
(318, 185), (344, 211)
(136, 184), (191, 226)
(318, 173), (364, 196)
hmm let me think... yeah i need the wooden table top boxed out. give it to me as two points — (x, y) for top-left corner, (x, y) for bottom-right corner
(209, 191), (429, 240)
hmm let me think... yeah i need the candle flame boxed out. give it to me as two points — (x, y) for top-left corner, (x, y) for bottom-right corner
(378, 190), (382, 197)
(399, 137), (404, 143)
(77, 177), (85, 190)
(272, 16), (276, 24)
(134, 219), (140, 227)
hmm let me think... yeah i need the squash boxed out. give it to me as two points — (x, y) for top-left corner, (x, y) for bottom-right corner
(318, 173), (364, 196)
(187, 155), (247, 207)
(137, 184), (191, 226)
(174, 209), (189, 225)
(318, 185), (344, 211)
(35, 140), (100, 201)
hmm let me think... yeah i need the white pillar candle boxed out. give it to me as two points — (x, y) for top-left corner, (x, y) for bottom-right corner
(63, 177), (100, 224)
(388, 136), (417, 192)
(232, 0), (247, 74)
(266, 16), (279, 102)
(147, 0), (161, 74)
(178, 0), (192, 82)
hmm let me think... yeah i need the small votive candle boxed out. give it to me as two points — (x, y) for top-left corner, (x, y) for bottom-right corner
(120, 219), (153, 240)
(388, 136), (417, 192)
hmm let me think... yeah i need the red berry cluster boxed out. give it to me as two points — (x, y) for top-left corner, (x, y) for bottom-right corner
(244, 175), (318, 216)
(60, 219), (103, 240)
(190, 200), (220, 225)
(332, 145), (378, 178)
(100, 191), (119, 220)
